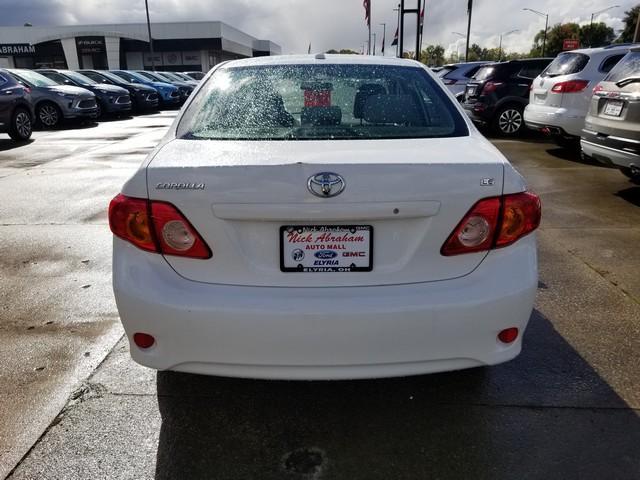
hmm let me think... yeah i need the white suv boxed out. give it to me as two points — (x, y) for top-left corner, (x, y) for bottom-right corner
(524, 45), (633, 145)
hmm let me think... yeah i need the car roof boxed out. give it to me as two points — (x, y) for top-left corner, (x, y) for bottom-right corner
(220, 54), (425, 69)
(563, 44), (639, 55)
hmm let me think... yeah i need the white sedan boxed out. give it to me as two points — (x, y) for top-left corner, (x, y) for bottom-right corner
(109, 54), (540, 380)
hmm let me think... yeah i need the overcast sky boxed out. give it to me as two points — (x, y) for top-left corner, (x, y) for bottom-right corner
(0, 0), (636, 56)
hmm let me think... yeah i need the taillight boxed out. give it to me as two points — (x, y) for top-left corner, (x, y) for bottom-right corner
(108, 194), (211, 259)
(482, 81), (502, 95)
(441, 192), (541, 256)
(593, 83), (604, 94)
(551, 80), (589, 93)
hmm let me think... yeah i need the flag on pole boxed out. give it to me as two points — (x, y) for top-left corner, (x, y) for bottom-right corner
(363, 0), (371, 26)
(391, 27), (398, 46)
(419, 5), (425, 37)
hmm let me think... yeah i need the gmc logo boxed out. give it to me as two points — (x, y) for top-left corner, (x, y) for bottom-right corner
(343, 252), (366, 257)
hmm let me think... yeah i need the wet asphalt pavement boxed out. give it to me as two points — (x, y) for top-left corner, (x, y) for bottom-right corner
(1, 118), (639, 479)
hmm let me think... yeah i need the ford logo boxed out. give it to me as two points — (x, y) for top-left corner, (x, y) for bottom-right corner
(314, 250), (338, 259)
(307, 172), (345, 198)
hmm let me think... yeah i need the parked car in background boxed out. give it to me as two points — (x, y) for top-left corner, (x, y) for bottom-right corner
(183, 71), (205, 81)
(524, 45), (632, 146)
(437, 61), (487, 101)
(110, 70), (180, 108)
(77, 70), (159, 111)
(582, 47), (640, 183)
(109, 55), (541, 380)
(462, 58), (552, 136)
(7, 68), (97, 128)
(170, 71), (200, 83)
(134, 70), (193, 103)
(0, 68), (34, 141)
(38, 69), (131, 118)
(157, 71), (198, 88)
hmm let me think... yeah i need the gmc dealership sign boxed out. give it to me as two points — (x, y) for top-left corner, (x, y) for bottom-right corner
(0, 44), (36, 55)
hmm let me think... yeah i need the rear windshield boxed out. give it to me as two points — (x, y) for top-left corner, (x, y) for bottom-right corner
(64, 71), (96, 86)
(437, 66), (457, 78)
(605, 51), (640, 82)
(542, 53), (589, 77)
(178, 64), (468, 141)
(473, 66), (498, 81)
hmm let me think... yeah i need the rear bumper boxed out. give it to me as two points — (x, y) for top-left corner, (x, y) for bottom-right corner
(462, 102), (494, 124)
(113, 235), (538, 380)
(524, 104), (585, 137)
(581, 132), (640, 169)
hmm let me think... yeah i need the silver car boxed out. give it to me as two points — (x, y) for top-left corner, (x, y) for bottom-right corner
(437, 62), (487, 101)
(8, 69), (97, 128)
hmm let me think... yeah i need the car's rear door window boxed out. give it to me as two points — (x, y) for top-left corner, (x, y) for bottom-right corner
(178, 64), (468, 140)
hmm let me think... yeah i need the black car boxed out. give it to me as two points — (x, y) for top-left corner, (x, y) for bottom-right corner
(38, 69), (131, 118)
(77, 70), (160, 111)
(0, 68), (34, 141)
(462, 58), (552, 136)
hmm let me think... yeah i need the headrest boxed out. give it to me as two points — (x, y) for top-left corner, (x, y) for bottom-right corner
(301, 106), (342, 126)
(362, 95), (423, 125)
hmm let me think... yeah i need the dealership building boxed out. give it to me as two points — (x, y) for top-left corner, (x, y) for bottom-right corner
(0, 21), (281, 71)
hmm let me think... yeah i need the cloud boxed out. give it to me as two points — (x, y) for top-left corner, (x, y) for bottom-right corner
(0, 0), (636, 55)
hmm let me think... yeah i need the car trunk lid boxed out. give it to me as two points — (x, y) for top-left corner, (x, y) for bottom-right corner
(146, 137), (505, 287)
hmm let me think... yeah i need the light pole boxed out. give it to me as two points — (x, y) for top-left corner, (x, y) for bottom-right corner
(465, 0), (473, 62)
(373, 33), (377, 55)
(394, 4), (400, 57)
(498, 29), (519, 61)
(589, 5), (620, 46)
(452, 32), (465, 62)
(380, 23), (386, 56)
(144, 0), (155, 71)
(523, 8), (549, 57)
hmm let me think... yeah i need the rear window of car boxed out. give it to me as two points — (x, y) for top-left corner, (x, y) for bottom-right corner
(437, 66), (457, 78)
(605, 51), (640, 82)
(178, 64), (469, 141)
(542, 53), (589, 77)
(473, 66), (497, 81)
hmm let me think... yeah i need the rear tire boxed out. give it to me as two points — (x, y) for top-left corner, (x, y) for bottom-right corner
(493, 105), (524, 137)
(95, 101), (103, 119)
(37, 102), (61, 129)
(619, 167), (640, 184)
(8, 108), (32, 141)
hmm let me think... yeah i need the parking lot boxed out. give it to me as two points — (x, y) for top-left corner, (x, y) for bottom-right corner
(1, 112), (639, 479)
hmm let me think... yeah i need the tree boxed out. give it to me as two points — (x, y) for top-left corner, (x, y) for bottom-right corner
(616, 5), (640, 43)
(580, 22), (616, 48)
(529, 22), (615, 57)
(530, 22), (580, 57)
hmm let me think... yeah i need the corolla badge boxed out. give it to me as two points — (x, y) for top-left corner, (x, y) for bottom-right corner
(307, 172), (345, 198)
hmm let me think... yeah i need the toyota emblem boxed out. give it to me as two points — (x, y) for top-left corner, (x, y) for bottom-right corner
(307, 172), (345, 198)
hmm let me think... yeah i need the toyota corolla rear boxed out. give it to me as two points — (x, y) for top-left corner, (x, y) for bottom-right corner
(110, 56), (540, 380)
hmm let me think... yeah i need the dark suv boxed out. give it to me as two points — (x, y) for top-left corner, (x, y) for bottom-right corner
(462, 58), (553, 136)
(0, 68), (34, 141)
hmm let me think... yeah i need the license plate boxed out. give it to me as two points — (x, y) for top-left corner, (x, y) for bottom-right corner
(280, 225), (372, 273)
(604, 100), (624, 117)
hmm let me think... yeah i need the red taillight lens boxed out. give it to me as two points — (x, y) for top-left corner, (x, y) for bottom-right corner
(495, 191), (541, 248)
(441, 197), (501, 256)
(551, 80), (589, 94)
(108, 194), (211, 259)
(482, 81), (502, 95)
(441, 191), (541, 256)
(108, 194), (157, 252)
(593, 83), (604, 94)
(150, 201), (212, 259)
